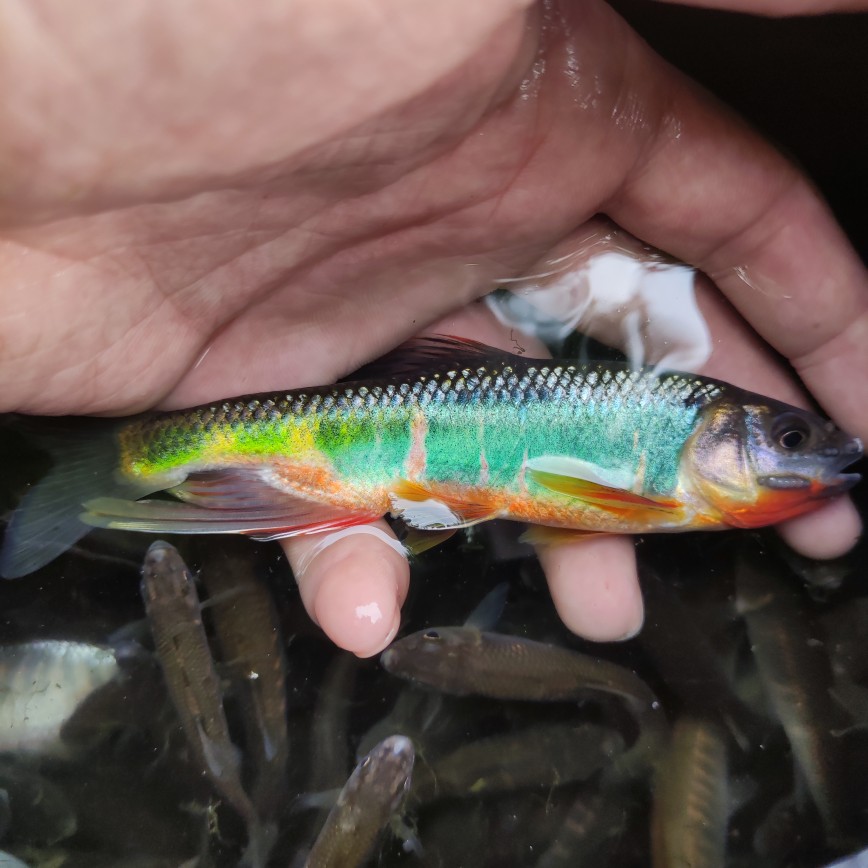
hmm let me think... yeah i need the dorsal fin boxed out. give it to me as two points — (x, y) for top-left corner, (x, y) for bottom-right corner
(343, 335), (522, 382)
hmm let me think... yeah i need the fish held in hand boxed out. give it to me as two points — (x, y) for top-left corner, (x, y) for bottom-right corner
(1, 337), (861, 577)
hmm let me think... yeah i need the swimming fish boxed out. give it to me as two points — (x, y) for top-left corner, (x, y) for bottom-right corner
(140, 541), (270, 865)
(736, 547), (854, 844)
(197, 542), (290, 820)
(410, 722), (624, 805)
(304, 734), (415, 868)
(0, 759), (78, 846)
(381, 626), (660, 709)
(382, 626), (666, 777)
(651, 717), (729, 868)
(534, 791), (628, 868)
(1, 337), (861, 577)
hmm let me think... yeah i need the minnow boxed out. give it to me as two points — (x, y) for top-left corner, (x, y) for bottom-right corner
(410, 722), (624, 805)
(198, 542), (290, 819)
(534, 791), (628, 868)
(736, 548), (854, 844)
(651, 717), (729, 868)
(1, 337), (861, 577)
(308, 652), (359, 793)
(381, 626), (661, 710)
(638, 567), (765, 749)
(304, 734), (415, 868)
(380, 626), (667, 775)
(0, 758), (78, 846)
(140, 541), (269, 865)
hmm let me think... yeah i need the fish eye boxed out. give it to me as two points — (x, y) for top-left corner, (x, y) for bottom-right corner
(779, 429), (807, 449)
(771, 415), (811, 450)
(422, 630), (441, 641)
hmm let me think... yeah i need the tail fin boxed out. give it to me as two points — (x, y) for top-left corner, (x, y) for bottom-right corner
(0, 422), (153, 579)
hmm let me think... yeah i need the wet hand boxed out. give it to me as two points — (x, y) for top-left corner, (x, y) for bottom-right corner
(1, 0), (864, 655)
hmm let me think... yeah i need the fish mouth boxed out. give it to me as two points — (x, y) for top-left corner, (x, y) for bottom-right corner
(821, 435), (863, 494)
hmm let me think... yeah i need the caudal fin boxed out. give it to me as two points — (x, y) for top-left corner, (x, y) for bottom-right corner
(0, 424), (153, 579)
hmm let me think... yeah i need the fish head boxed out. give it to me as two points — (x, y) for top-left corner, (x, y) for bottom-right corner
(685, 398), (862, 528)
(351, 735), (415, 810)
(380, 627), (482, 691)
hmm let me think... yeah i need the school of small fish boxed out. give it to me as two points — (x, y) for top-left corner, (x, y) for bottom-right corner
(0, 488), (865, 866)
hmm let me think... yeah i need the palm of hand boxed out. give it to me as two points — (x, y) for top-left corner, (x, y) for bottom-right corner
(0, 2), (744, 412)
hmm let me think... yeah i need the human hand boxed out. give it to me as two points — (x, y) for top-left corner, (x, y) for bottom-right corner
(1, 0), (865, 655)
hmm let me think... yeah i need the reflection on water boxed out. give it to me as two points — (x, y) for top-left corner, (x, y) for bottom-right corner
(0, 416), (866, 866)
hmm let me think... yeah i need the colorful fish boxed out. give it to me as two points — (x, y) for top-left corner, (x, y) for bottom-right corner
(0, 337), (861, 578)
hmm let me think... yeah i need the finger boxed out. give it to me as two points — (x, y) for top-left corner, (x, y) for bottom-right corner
(607, 47), (868, 442)
(282, 521), (409, 658)
(278, 303), (546, 656)
(537, 535), (644, 642)
(777, 496), (862, 561)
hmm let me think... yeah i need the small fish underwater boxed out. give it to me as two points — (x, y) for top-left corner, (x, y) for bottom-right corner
(0, 336), (862, 578)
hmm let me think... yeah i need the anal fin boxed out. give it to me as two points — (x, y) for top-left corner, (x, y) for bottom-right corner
(389, 480), (499, 530)
(400, 527), (458, 556)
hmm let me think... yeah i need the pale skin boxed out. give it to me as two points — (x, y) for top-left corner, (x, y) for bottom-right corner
(1, 0), (866, 656)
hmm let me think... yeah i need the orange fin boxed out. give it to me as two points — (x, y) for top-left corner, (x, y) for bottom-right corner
(527, 459), (680, 514)
(519, 526), (601, 547)
(389, 480), (499, 530)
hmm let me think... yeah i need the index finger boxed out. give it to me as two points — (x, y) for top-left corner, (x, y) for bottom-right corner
(607, 56), (868, 439)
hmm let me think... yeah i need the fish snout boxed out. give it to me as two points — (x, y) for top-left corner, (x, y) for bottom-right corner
(844, 437), (863, 458)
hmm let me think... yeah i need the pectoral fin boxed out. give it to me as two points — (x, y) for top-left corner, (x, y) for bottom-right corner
(526, 456), (680, 514)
